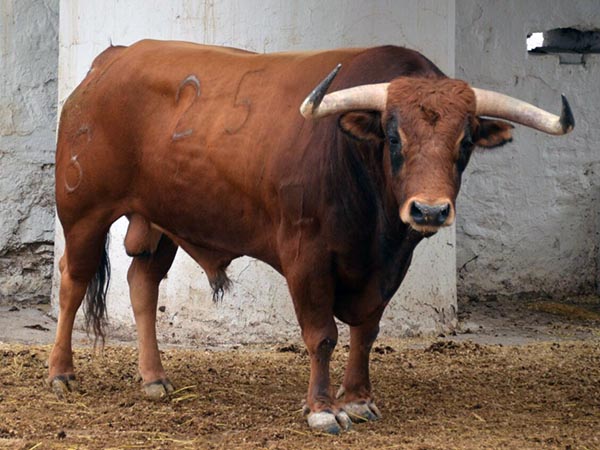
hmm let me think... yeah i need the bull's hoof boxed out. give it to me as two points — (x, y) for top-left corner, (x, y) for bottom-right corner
(142, 378), (175, 399)
(48, 374), (78, 399)
(342, 400), (382, 423)
(306, 410), (352, 434)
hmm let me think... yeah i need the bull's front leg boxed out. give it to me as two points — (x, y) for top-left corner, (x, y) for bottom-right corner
(337, 316), (382, 422)
(286, 270), (351, 434)
(301, 323), (353, 434)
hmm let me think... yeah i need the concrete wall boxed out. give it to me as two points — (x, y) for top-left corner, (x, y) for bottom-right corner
(455, 0), (600, 300)
(0, 0), (58, 303)
(53, 0), (457, 344)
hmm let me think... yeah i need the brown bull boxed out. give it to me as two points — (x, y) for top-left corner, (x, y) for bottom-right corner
(50, 40), (574, 434)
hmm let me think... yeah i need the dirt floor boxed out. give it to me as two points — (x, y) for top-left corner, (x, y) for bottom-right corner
(0, 296), (599, 450)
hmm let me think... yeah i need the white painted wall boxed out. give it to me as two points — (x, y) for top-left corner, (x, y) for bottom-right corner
(53, 0), (457, 344)
(455, 0), (600, 300)
(0, 0), (58, 303)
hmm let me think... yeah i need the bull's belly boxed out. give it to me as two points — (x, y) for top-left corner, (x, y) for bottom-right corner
(130, 197), (281, 272)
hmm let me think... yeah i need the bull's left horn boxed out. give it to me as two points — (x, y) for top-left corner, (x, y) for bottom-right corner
(473, 88), (574, 135)
(300, 64), (389, 119)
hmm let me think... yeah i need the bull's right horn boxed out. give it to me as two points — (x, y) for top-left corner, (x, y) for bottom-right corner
(300, 64), (389, 119)
(473, 88), (575, 135)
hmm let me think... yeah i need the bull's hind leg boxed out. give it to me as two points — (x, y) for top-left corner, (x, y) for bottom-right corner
(49, 219), (111, 397)
(125, 223), (177, 399)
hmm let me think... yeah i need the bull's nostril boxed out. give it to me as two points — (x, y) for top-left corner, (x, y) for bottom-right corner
(437, 204), (450, 225)
(410, 201), (425, 223)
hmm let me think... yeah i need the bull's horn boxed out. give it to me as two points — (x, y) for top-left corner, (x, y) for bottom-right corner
(473, 88), (574, 135)
(300, 64), (389, 119)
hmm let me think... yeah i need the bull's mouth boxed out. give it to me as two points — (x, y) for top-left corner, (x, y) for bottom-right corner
(406, 222), (446, 235)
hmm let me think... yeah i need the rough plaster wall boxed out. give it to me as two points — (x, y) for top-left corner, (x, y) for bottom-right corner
(455, 0), (600, 299)
(0, 1), (58, 303)
(54, 0), (457, 344)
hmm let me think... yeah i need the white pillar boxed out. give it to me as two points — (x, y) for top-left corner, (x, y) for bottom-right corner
(54, 0), (457, 344)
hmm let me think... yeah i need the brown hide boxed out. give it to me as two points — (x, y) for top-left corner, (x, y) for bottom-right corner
(57, 41), (469, 286)
(56, 41), (368, 272)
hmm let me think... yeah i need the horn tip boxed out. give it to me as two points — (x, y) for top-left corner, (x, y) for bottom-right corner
(299, 98), (313, 119)
(299, 64), (343, 119)
(560, 94), (575, 134)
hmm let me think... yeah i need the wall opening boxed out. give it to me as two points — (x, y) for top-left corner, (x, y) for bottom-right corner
(527, 32), (544, 51)
(528, 27), (600, 64)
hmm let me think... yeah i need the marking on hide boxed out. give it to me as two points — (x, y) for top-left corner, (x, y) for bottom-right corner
(224, 69), (264, 135)
(172, 128), (193, 140)
(65, 125), (92, 193)
(279, 183), (316, 261)
(172, 74), (201, 141)
(287, 187), (305, 261)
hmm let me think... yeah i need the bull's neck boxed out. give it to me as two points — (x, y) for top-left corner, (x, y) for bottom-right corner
(316, 127), (424, 304)
(358, 140), (427, 301)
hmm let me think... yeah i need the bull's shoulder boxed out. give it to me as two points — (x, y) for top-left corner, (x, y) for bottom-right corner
(335, 45), (446, 87)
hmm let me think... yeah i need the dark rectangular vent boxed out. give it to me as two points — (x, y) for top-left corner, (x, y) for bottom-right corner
(527, 27), (600, 65)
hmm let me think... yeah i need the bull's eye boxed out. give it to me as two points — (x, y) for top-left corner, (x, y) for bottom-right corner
(457, 128), (474, 173)
(389, 135), (403, 173)
(461, 134), (474, 148)
(386, 117), (403, 173)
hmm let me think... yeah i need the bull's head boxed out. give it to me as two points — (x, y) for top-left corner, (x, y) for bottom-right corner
(300, 65), (574, 234)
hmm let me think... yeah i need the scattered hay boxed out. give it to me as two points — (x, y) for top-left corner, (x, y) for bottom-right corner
(528, 302), (600, 322)
(0, 341), (599, 449)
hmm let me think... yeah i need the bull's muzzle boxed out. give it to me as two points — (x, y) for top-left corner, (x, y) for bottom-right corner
(410, 201), (451, 227)
(400, 198), (455, 232)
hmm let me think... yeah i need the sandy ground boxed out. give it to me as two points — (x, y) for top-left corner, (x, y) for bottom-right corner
(0, 295), (599, 449)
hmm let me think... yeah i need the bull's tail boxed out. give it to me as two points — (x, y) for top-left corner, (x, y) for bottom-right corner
(84, 234), (111, 346)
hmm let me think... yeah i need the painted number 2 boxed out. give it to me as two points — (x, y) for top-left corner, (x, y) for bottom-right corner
(172, 74), (201, 141)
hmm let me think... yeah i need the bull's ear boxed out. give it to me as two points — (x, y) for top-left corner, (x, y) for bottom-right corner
(338, 111), (384, 142)
(474, 118), (514, 148)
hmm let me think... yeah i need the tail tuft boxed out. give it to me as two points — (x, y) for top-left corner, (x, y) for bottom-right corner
(84, 234), (111, 346)
(209, 268), (232, 303)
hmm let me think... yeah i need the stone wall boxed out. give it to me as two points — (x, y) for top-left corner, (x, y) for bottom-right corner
(455, 0), (600, 300)
(0, 0), (58, 303)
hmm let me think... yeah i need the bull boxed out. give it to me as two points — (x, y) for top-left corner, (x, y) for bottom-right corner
(49, 40), (574, 434)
